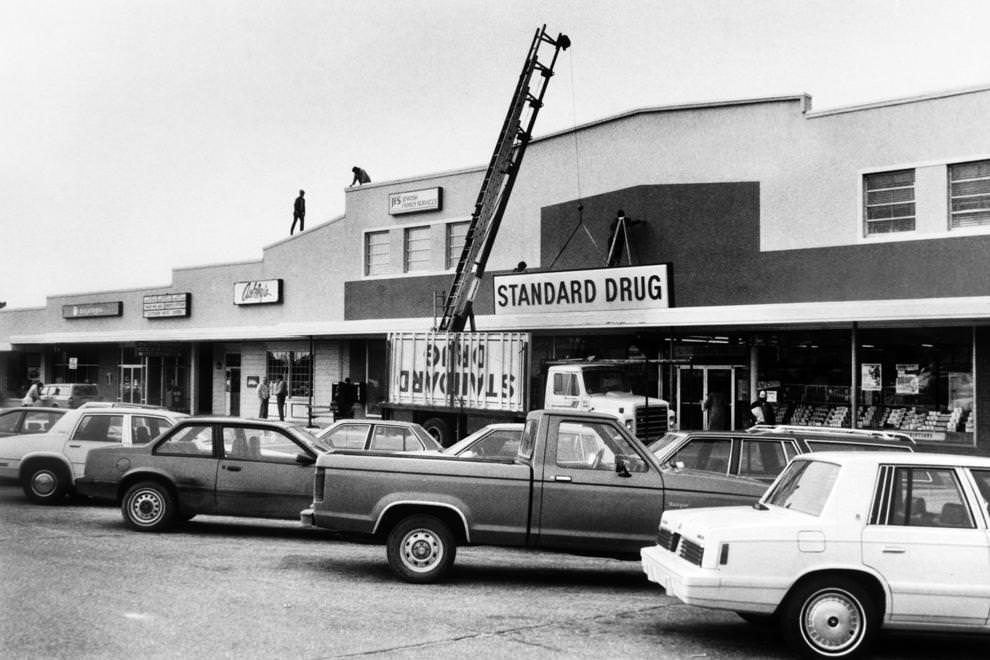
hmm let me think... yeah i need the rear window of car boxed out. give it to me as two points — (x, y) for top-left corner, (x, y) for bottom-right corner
(765, 459), (840, 516)
(73, 385), (99, 396)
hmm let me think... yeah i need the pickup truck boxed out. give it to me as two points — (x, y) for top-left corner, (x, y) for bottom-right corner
(301, 408), (767, 583)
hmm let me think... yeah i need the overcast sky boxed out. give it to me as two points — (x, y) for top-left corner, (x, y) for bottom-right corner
(3, 0), (990, 309)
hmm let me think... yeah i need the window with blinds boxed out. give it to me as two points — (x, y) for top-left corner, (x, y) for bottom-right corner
(864, 169), (915, 235)
(404, 225), (430, 272)
(365, 230), (389, 276)
(445, 220), (469, 270)
(949, 160), (990, 228)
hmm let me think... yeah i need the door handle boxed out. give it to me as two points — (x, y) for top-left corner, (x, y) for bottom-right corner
(68, 444), (82, 448)
(224, 465), (242, 472)
(881, 546), (906, 554)
(553, 475), (572, 482)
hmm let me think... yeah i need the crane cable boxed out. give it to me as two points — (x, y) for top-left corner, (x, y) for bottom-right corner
(549, 54), (602, 269)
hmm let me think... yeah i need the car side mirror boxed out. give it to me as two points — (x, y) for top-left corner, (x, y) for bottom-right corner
(296, 453), (316, 466)
(615, 454), (632, 478)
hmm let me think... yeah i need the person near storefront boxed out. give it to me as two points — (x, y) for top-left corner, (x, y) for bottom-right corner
(257, 379), (270, 419)
(748, 390), (776, 427)
(274, 377), (287, 421)
(21, 381), (44, 406)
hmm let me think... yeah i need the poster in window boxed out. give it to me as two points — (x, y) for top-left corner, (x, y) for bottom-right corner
(861, 363), (882, 392)
(895, 363), (919, 395)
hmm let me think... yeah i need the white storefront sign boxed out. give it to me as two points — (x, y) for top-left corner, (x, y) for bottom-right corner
(233, 279), (283, 305)
(494, 264), (670, 314)
(388, 187), (442, 215)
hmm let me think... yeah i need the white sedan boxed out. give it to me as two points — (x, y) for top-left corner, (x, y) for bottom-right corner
(641, 451), (990, 659)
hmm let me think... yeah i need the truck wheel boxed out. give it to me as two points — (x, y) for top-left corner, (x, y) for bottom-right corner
(421, 417), (452, 446)
(781, 576), (876, 659)
(386, 514), (457, 583)
(121, 481), (177, 532)
(22, 462), (70, 504)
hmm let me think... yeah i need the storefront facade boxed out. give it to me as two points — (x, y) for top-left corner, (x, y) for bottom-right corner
(3, 86), (990, 452)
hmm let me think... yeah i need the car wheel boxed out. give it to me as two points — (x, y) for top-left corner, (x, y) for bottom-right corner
(121, 481), (177, 532)
(22, 463), (70, 504)
(421, 417), (452, 447)
(781, 576), (877, 659)
(386, 514), (457, 584)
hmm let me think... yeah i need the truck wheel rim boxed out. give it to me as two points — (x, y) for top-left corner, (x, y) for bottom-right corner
(800, 587), (865, 655)
(127, 489), (165, 525)
(30, 470), (58, 496)
(400, 529), (443, 573)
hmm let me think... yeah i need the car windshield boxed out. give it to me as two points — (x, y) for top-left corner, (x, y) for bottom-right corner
(647, 432), (685, 457)
(763, 459), (840, 516)
(289, 426), (332, 453)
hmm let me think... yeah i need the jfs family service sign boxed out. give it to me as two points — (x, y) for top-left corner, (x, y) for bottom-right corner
(493, 264), (670, 315)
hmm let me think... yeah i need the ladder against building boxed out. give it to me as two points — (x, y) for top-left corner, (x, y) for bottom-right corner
(437, 26), (570, 332)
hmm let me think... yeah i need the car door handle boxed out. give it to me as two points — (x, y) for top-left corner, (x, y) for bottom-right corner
(881, 546), (906, 554)
(553, 475), (572, 482)
(68, 444), (82, 448)
(223, 465), (242, 472)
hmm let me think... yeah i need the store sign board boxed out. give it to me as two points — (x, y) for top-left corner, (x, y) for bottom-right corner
(143, 292), (191, 318)
(62, 301), (122, 319)
(233, 279), (283, 305)
(388, 187), (442, 215)
(494, 264), (670, 315)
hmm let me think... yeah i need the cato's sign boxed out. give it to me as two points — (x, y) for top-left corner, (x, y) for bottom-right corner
(493, 264), (670, 314)
(233, 279), (283, 306)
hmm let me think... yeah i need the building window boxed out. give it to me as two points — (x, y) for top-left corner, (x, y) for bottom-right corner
(446, 221), (470, 269)
(949, 160), (990, 228)
(864, 169), (915, 235)
(404, 226), (430, 272)
(266, 351), (312, 398)
(365, 231), (389, 276)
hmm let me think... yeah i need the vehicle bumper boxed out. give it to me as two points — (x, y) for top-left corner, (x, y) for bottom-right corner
(300, 507), (315, 527)
(640, 545), (778, 614)
(74, 477), (117, 502)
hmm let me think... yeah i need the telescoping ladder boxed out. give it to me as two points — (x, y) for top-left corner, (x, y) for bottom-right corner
(437, 26), (570, 332)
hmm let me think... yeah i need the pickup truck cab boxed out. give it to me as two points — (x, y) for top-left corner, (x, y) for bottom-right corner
(302, 408), (766, 583)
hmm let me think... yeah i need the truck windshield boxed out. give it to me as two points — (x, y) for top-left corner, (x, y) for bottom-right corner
(582, 369), (632, 394)
(764, 459), (840, 516)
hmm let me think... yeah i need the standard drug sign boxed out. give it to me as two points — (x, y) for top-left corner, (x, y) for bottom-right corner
(494, 264), (669, 314)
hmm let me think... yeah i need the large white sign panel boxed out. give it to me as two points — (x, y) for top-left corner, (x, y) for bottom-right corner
(388, 187), (442, 215)
(494, 264), (670, 314)
(233, 279), (283, 305)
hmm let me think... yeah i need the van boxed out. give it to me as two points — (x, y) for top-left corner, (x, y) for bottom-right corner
(39, 383), (102, 408)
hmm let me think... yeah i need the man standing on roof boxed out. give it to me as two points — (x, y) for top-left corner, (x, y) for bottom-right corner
(290, 190), (306, 235)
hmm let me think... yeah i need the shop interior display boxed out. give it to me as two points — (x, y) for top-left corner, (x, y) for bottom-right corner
(769, 401), (972, 435)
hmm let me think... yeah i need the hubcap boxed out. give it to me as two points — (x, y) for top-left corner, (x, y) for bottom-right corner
(401, 529), (442, 572)
(129, 490), (163, 524)
(802, 589), (863, 653)
(31, 471), (57, 496)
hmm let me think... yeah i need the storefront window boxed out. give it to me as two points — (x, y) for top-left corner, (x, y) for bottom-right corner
(266, 351), (312, 398)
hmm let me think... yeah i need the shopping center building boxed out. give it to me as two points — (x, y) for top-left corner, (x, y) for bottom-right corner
(3, 84), (990, 452)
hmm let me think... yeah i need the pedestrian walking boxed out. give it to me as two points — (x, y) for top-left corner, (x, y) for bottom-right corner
(291, 190), (306, 235)
(257, 379), (270, 419)
(274, 376), (287, 421)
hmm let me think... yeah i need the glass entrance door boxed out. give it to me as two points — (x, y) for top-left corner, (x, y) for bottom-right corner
(676, 365), (747, 430)
(119, 363), (145, 404)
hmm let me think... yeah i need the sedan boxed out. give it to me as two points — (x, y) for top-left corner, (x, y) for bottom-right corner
(641, 451), (990, 658)
(76, 417), (331, 531)
(0, 407), (65, 437)
(315, 419), (441, 452)
(443, 423), (523, 459)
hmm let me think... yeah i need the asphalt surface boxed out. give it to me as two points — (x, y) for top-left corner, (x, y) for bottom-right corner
(1, 484), (988, 659)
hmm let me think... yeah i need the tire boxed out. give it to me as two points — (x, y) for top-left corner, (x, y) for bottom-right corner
(21, 462), (71, 504)
(121, 481), (177, 532)
(781, 576), (877, 659)
(386, 514), (457, 583)
(421, 417), (453, 447)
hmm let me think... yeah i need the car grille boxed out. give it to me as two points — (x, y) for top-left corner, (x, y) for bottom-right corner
(657, 527), (679, 552)
(635, 405), (668, 441)
(679, 539), (704, 566)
